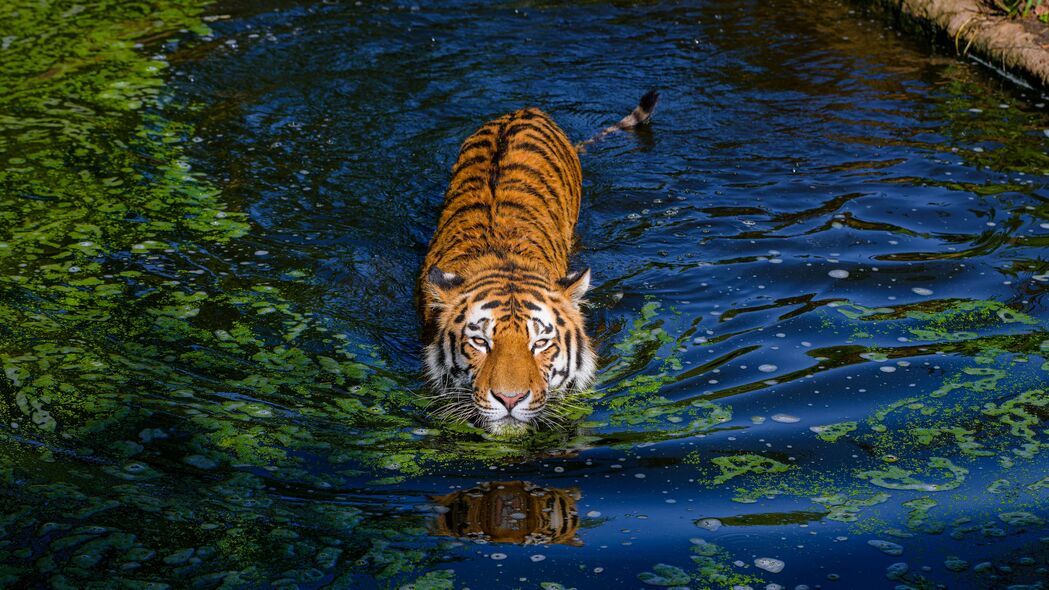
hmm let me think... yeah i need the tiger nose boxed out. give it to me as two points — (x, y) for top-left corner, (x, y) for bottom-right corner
(492, 390), (529, 410)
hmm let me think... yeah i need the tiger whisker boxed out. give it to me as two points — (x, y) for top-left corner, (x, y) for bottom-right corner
(535, 414), (558, 430)
(434, 401), (475, 420)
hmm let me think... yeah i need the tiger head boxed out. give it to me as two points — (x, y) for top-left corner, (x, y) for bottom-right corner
(424, 262), (596, 434)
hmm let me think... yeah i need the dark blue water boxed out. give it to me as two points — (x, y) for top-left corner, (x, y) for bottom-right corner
(3, 0), (1049, 588)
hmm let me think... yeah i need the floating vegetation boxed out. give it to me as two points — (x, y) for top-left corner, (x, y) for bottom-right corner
(856, 457), (969, 492)
(810, 421), (857, 442)
(0, 0), (454, 585)
(999, 512), (1046, 527)
(707, 454), (792, 486)
(867, 539), (904, 556)
(812, 492), (891, 523)
(637, 563), (691, 586)
(686, 539), (766, 590)
(598, 301), (733, 438)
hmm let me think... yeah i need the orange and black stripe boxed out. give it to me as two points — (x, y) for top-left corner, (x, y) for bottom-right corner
(421, 107), (582, 329)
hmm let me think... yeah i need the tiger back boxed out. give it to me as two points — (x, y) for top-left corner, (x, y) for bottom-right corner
(421, 107), (583, 325)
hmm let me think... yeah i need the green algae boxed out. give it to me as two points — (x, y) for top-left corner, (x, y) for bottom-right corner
(999, 512), (1046, 527)
(684, 539), (765, 590)
(834, 299), (1039, 331)
(910, 426), (992, 457)
(831, 302), (894, 320)
(1027, 476), (1049, 491)
(857, 457), (968, 492)
(944, 555), (969, 572)
(902, 497), (943, 533)
(708, 454), (791, 485)
(931, 367), (1006, 398)
(710, 298), (1049, 534)
(596, 301), (733, 439)
(637, 563), (691, 586)
(403, 570), (457, 590)
(0, 1), (453, 586)
(981, 387), (1049, 460)
(811, 421), (857, 442)
(811, 492), (891, 523)
(600, 301), (677, 402)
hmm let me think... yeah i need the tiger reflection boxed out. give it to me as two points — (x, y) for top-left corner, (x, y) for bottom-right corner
(430, 481), (582, 546)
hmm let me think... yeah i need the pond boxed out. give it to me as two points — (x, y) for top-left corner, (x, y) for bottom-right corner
(2, 0), (1048, 588)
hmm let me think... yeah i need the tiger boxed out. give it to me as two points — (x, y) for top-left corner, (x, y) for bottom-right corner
(420, 90), (659, 435)
(429, 480), (583, 546)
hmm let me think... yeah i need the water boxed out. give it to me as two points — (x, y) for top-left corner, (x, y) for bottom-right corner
(2, 1), (1048, 588)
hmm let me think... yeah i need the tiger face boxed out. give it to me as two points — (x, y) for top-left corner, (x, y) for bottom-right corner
(424, 263), (596, 434)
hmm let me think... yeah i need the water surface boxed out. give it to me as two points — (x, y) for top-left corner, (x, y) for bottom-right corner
(2, 1), (1049, 588)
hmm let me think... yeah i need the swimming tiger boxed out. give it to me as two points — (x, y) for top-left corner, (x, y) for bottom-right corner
(421, 91), (659, 434)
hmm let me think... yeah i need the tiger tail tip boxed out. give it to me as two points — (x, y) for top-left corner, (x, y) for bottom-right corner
(576, 89), (659, 152)
(627, 89), (660, 128)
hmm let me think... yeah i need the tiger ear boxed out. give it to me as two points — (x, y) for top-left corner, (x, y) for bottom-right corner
(428, 266), (464, 298)
(557, 268), (590, 303)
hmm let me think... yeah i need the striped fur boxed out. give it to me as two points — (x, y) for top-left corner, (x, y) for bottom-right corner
(421, 93), (657, 434)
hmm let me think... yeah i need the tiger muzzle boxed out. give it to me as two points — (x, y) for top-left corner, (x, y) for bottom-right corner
(475, 334), (546, 415)
(491, 389), (530, 410)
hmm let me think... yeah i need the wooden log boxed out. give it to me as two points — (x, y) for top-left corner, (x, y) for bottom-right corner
(883, 0), (1049, 87)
